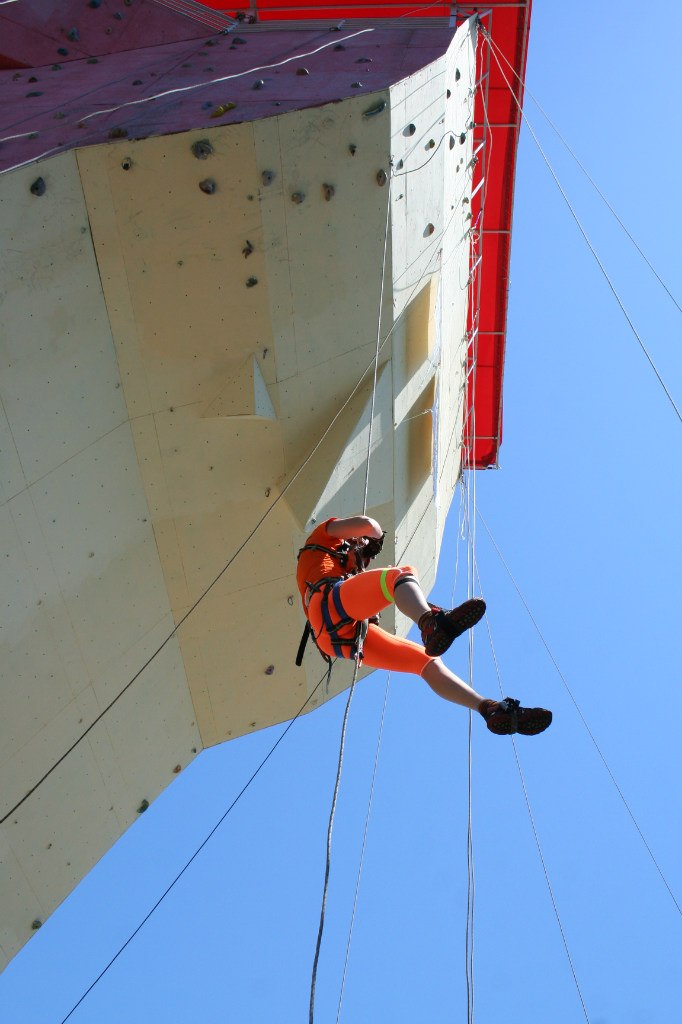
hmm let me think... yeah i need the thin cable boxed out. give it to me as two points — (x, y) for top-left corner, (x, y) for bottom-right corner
(477, 594), (591, 1023)
(0, 29), (375, 173)
(310, 162), (392, 1024)
(58, 664), (331, 1024)
(483, 29), (682, 316)
(481, 27), (682, 426)
(477, 508), (682, 919)
(335, 672), (391, 1024)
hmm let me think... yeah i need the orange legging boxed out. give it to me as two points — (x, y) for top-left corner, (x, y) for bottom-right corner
(306, 566), (435, 677)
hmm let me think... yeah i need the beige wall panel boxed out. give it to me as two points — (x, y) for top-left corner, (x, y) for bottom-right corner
(0, 155), (128, 486)
(79, 127), (273, 414)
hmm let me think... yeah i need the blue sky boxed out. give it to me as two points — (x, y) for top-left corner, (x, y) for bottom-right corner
(2, 3), (681, 1022)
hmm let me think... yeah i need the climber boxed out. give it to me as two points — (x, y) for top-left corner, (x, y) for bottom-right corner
(296, 514), (552, 736)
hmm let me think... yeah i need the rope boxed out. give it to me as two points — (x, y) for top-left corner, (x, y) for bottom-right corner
(481, 26), (682, 427)
(477, 508), (682, 919)
(309, 171), (392, 1024)
(335, 672), (391, 1023)
(475, 583), (591, 1023)
(57, 663), (332, 1024)
(482, 28), (682, 317)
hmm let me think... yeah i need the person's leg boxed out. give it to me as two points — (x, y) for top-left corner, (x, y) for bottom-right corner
(421, 658), (485, 710)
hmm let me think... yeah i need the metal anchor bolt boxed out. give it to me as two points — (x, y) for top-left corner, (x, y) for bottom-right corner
(192, 139), (213, 159)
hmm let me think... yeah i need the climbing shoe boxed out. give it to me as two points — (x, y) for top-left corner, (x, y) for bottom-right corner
(479, 697), (552, 736)
(418, 598), (486, 657)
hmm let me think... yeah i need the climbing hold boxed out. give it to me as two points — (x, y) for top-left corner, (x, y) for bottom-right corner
(449, 135), (455, 149)
(31, 920), (42, 931)
(242, 240), (254, 257)
(114, 10), (123, 19)
(137, 799), (149, 814)
(426, 138), (436, 149)
(233, 36), (247, 44)
(173, 765), (181, 773)
(67, 28), (80, 42)
(199, 178), (217, 194)
(291, 192), (305, 204)
(28, 76), (37, 82)
(333, 44), (345, 51)
(459, 132), (466, 144)
(357, 57), (372, 63)
(261, 169), (275, 185)
(405, 123), (416, 136)
(447, 88), (451, 98)
(348, 144), (357, 155)
(296, 67), (309, 76)
(52, 64), (62, 71)
(125, 0), (134, 6)
(87, 57), (99, 64)
(245, 277), (258, 288)
(351, 81), (363, 88)
(53, 112), (66, 119)
(322, 183), (335, 201)
(88, 0), (101, 7)
(30, 177), (46, 197)
(108, 126), (128, 139)
(205, 38), (218, 46)
(132, 79), (142, 85)
(121, 157), (133, 170)
(210, 102), (236, 118)
(424, 223), (435, 236)
(191, 139), (213, 159)
(287, 596), (294, 606)
(57, 47), (69, 56)
(396, 158), (403, 169)
(376, 169), (387, 186)
(253, 79), (264, 90)
(363, 101), (385, 117)
(202, 101), (212, 110)
(455, 68), (461, 81)
(264, 665), (275, 675)
(26, 91), (43, 97)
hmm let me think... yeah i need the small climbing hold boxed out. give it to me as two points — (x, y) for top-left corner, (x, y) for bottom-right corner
(447, 88), (451, 98)
(296, 67), (309, 76)
(351, 81), (363, 88)
(357, 57), (372, 63)
(87, 57), (99, 64)
(199, 178), (217, 194)
(30, 177), (46, 197)
(108, 126), (128, 139)
(26, 91), (43, 97)
(88, 0), (101, 7)
(114, 11), (123, 20)
(363, 100), (385, 117)
(242, 240), (254, 257)
(322, 183), (335, 201)
(173, 765), (182, 773)
(376, 169), (387, 186)
(449, 135), (455, 149)
(424, 223), (435, 236)
(396, 158), (403, 170)
(57, 47), (68, 56)
(28, 76), (37, 82)
(202, 101), (212, 110)
(210, 102), (236, 118)
(406, 123), (416, 136)
(31, 920), (42, 931)
(291, 192), (305, 204)
(459, 132), (466, 144)
(137, 799), (149, 814)
(264, 665), (275, 675)
(261, 169), (275, 185)
(348, 144), (357, 155)
(132, 79), (142, 85)
(455, 68), (461, 81)
(52, 64), (62, 71)
(333, 44), (345, 51)
(233, 36), (247, 44)
(67, 28), (80, 41)
(426, 138), (436, 149)
(191, 139), (213, 159)
(246, 277), (258, 288)
(205, 38), (218, 46)
(53, 112), (66, 120)
(121, 157), (133, 170)
(253, 79), (264, 90)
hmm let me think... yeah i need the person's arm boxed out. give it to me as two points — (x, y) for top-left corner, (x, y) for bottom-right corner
(327, 515), (383, 540)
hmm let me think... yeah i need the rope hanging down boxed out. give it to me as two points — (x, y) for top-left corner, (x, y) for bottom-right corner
(482, 29), (682, 318)
(309, 169), (392, 1024)
(480, 26), (682, 426)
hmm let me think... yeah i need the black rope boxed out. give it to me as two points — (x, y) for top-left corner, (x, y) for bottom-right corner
(57, 665), (331, 1024)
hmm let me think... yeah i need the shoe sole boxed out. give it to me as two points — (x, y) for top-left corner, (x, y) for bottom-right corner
(486, 708), (552, 736)
(424, 598), (486, 657)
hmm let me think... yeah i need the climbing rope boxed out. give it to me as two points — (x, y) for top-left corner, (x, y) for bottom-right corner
(309, 169), (392, 1024)
(481, 28), (682, 317)
(476, 508), (682, 920)
(481, 25), (682, 426)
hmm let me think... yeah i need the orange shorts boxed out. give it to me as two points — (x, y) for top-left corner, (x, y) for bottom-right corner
(306, 566), (435, 678)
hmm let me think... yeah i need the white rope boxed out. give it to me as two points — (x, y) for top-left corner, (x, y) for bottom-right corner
(481, 26), (682, 426)
(477, 507), (682, 919)
(482, 28), (682, 317)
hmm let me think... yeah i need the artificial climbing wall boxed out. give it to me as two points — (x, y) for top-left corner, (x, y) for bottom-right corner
(0, 19), (476, 967)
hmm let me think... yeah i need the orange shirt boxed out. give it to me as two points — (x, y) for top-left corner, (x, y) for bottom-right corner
(296, 518), (348, 607)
